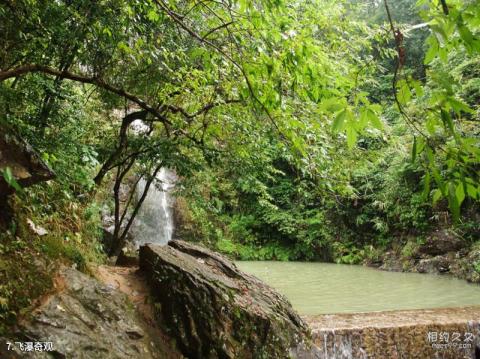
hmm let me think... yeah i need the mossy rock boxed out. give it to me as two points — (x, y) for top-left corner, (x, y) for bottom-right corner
(140, 241), (310, 358)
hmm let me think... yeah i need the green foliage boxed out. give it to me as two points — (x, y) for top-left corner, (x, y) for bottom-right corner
(0, 0), (478, 317)
(0, 167), (23, 193)
(475, 261), (480, 274)
(401, 239), (422, 259)
(39, 236), (87, 271)
(0, 179), (106, 333)
(0, 229), (54, 335)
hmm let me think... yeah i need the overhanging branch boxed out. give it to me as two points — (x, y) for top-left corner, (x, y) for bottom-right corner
(0, 64), (172, 127)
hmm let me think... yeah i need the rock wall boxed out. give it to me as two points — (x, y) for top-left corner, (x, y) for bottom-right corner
(0, 124), (54, 194)
(139, 240), (310, 359)
(0, 267), (176, 359)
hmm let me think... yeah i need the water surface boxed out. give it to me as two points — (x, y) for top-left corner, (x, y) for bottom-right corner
(236, 261), (480, 315)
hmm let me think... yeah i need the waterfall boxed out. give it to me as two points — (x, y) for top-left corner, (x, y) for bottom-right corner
(131, 167), (176, 247)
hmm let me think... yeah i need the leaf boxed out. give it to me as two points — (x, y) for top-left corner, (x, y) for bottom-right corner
(432, 189), (443, 205)
(466, 183), (477, 199)
(147, 9), (160, 22)
(367, 108), (383, 130)
(412, 80), (424, 98)
(346, 127), (357, 149)
(424, 37), (439, 64)
(412, 136), (425, 163)
(397, 80), (412, 105)
(1, 167), (23, 193)
(320, 98), (346, 113)
(0, 297), (8, 308)
(440, 109), (455, 134)
(117, 41), (132, 54)
(455, 182), (465, 207)
(422, 172), (431, 201)
(448, 182), (460, 222)
(426, 147), (445, 194)
(457, 22), (475, 49)
(332, 109), (347, 133)
(448, 97), (474, 114)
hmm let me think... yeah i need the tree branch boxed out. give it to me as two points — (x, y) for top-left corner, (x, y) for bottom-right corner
(0, 64), (172, 127)
(163, 98), (241, 120)
(202, 21), (234, 40)
(153, 0), (283, 134)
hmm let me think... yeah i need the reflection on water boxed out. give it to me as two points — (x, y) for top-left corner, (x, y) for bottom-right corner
(236, 261), (480, 315)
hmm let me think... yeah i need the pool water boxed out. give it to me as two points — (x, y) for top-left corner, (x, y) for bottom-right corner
(236, 261), (480, 315)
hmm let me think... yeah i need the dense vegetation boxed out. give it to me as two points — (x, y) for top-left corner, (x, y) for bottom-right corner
(0, 0), (479, 332)
(175, 0), (480, 262)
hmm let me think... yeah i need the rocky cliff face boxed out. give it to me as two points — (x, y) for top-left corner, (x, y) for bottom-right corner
(0, 267), (178, 359)
(139, 240), (310, 359)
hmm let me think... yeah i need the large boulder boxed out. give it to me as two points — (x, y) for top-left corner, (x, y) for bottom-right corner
(139, 240), (309, 359)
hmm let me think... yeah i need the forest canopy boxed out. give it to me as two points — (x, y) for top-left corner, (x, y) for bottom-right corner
(0, 0), (479, 260)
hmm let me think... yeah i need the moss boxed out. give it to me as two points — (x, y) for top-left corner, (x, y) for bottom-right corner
(0, 231), (54, 335)
(401, 240), (421, 259)
(38, 235), (87, 271)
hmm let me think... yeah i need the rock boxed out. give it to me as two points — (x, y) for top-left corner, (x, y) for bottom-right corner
(305, 307), (480, 359)
(416, 256), (451, 274)
(0, 124), (55, 225)
(0, 124), (54, 194)
(378, 251), (404, 272)
(26, 219), (48, 236)
(139, 240), (309, 359)
(117, 241), (139, 266)
(418, 229), (465, 256)
(450, 248), (480, 284)
(125, 326), (144, 339)
(6, 267), (164, 359)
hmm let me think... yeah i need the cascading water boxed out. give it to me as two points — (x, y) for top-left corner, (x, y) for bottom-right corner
(131, 167), (176, 247)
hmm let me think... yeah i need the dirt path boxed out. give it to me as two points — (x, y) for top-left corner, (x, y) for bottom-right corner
(95, 265), (155, 323)
(94, 265), (183, 359)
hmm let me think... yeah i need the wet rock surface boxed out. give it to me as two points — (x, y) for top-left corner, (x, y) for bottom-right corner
(1, 267), (172, 359)
(140, 240), (310, 359)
